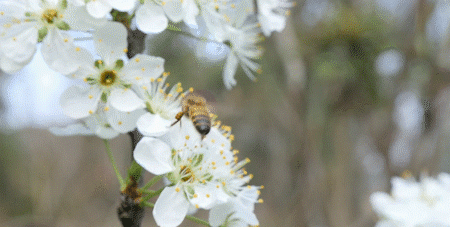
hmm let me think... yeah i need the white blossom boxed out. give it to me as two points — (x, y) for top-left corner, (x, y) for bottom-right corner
(135, 73), (189, 137)
(70, 0), (138, 19)
(60, 22), (165, 120)
(134, 117), (245, 226)
(256, 0), (294, 36)
(0, 0), (93, 74)
(50, 103), (145, 139)
(370, 173), (450, 227)
(135, 0), (198, 33)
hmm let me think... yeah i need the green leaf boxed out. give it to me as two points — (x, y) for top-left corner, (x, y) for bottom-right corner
(37, 27), (48, 42)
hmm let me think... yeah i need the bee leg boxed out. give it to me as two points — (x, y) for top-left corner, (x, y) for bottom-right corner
(170, 118), (180, 127)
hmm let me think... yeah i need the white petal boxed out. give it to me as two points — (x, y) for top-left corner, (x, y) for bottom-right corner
(60, 85), (102, 119)
(257, 13), (286, 36)
(133, 137), (174, 175)
(153, 186), (190, 227)
(0, 52), (30, 73)
(121, 54), (165, 83)
(86, 0), (112, 18)
(94, 125), (121, 139)
(64, 5), (108, 31)
(93, 21), (127, 65)
(106, 107), (145, 133)
(223, 52), (238, 89)
(69, 0), (86, 7)
(135, 2), (168, 34)
(182, 0), (199, 27)
(168, 117), (202, 149)
(84, 114), (121, 139)
(49, 123), (94, 136)
(0, 1), (27, 18)
(109, 0), (137, 11)
(188, 184), (218, 209)
(65, 49), (96, 79)
(162, 0), (183, 22)
(0, 23), (37, 63)
(209, 202), (233, 227)
(41, 29), (87, 75)
(231, 198), (259, 225)
(136, 113), (172, 137)
(109, 88), (145, 112)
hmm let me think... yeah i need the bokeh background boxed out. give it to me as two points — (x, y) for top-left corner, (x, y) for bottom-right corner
(2, 0), (450, 226)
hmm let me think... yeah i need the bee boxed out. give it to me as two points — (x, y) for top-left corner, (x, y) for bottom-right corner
(171, 94), (212, 139)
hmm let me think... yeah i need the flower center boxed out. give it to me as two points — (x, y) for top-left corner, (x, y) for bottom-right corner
(180, 166), (195, 182)
(42, 9), (58, 24)
(100, 70), (117, 86)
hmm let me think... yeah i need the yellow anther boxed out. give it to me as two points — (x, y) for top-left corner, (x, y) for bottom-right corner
(206, 194), (210, 198)
(246, 158), (251, 163)
(162, 1), (166, 5)
(75, 47), (80, 51)
(135, 58), (140, 62)
(89, 110), (93, 114)
(221, 182), (226, 186)
(225, 161), (229, 165)
(247, 185), (251, 189)
(135, 77), (141, 80)
(211, 139), (215, 143)
(258, 199), (264, 203)
(216, 185), (220, 188)
(257, 190), (261, 195)
(193, 194), (198, 198)
(141, 68), (145, 71)
(175, 187), (180, 192)
(104, 107), (109, 111)
(260, 185), (265, 189)
(123, 48), (128, 53)
(157, 78), (162, 82)
(195, 204), (199, 209)
(118, 121), (123, 125)
(142, 86), (147, 90)
(189, 87), (194, 92)
(249, 174), (254, 179)
(83, 78), (88, 82)
(211, 161), (216, 165)
(150, 78), (155, 82)
(98, 39), (102, 42)
(88, 95), (93, 99)
(176, 87), (183, 93)
(64, 38), (68, 42)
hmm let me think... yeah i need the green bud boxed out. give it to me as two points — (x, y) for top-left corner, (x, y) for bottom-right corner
(56, 21), (70, 30)
(115, 59), (124, 69)
(146, 102), (154, 114)
(60, 0), (68, 9)
(25, 12), (32, 17)
(101, 92), (108, 103)
(94, 60), (105, 69)
(37, 27), (48, 42)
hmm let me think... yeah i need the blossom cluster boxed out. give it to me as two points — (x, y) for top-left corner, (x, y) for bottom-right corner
(135, 117), (262, 226)
(370, 173), (450, 227)
(0, 0), (293, 226)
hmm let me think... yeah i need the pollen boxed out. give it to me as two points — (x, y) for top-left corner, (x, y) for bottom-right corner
(216, 185), (220, 188)
(157, 78), (162, 82)
(89, 110), (93, 114)
(193, 194), (198, 198)
(163, 72), (169, 77)
(212, 166), (216, 170)
(258, 199), (264, 203)
(123, 48), (128, 53)
(98, 39), (103, 42)
(225, 161), (229, 165)
(221, 182), (226, 186)
(135, 58), (140, 62)
(142, 86), (147, 90)
(88, 95), (93, 99)
(135, 77), (141, 80)
(118, 121), (123, 125)
(189, 87), (194, 92)
(64, 38), (68, 42)
(195, 204), (199, 209)
(185, 135), (190, 140)
(246, 158), (251, 163)
(206, 194), (210, 198)
(175, 187), (180, 192)
(176, 87), (183, 93)
(12, 37), (17, 41)
(104, 107), (109, 111)
(75, 47), (80, 51)
(150, 78), (155, 82)
(141, 68), (145, 71)
(257, 190), (261, 195)
(220, 150), (223, 155)
(161, 1), (166, 5)
(0, 12), (4, 16)
(260, 185), (265, 189)
(211, 161), (216, 165)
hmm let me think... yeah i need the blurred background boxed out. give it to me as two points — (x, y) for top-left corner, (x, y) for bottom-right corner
(2, 0), (450, 226)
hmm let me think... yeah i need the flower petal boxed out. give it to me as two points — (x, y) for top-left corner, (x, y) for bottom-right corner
(106, 107), (145, 133)
(153, 186), (190, 227)
(223, 51), (238, 89)
(108, 0), (137, 11)
(0, 23), (37, 63)
(109, 88), (145, 112)
(49, 123), (94, 136)
(135, 2), (168, 33)
(121, 54), (165, 83)
(209, 202), (233, 227)
(136, 113), (172, 137)
(64, 5), (108, 31)
(188, 184), (219, 209)
(0, 52), (30, 73)
(41, 29), (87, 75)
(60, 85), (102, 119)
(162, 0), (183, 22)
(133, 137), (174, 175)
(182, 0), (199, 27)
(93, 22), (128, 65)
(86, 0), (112, 18)
(0, 0), (27, 18)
